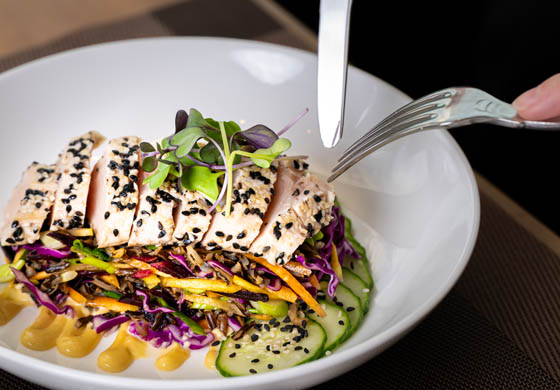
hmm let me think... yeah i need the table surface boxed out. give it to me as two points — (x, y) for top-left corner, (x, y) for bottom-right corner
(0, 1), (559, 389)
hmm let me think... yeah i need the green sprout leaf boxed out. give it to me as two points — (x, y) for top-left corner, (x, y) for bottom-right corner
(181, 166), (224, 201)
(250, 138), (292, 168)
(140, 142), (155, 153)
(142, 156), (157, 172)
(186, 108), (209, 129)
(172, 127), (206, 158)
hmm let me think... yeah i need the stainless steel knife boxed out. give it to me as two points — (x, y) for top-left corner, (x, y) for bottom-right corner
(317, 0), (353, 148)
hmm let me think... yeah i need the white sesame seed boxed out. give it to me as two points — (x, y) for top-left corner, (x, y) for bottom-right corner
(325, 350), (332, 356)
(337, 310), (342, 318)
(362, 288), (370, 293)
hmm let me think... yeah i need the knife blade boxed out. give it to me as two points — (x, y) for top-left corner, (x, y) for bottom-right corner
(317, 0), (352, 148)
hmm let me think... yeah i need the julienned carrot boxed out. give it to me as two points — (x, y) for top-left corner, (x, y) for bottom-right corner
(250, 313), (273, 321)
(161, 277), (241, 293)
(89, 296), (139, 312)
(31, 271), (50, 281)
(331, 243), (343, 282)
(246, 254), (326, 317)
(68, 287), (87, 304)
(232, 275), (297, 303)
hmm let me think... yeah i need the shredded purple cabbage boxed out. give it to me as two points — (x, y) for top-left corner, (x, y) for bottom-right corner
(91, 314), (129, 333)
(11, 267), (74, 317)
(227, 316), (242, 332)
(22, 244), (71, 259)
(136, 290), (174, 314)
(128, 317), (214, 350)
(207, 260), (233, 276)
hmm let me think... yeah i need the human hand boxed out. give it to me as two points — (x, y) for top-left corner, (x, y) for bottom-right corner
(512, 73), (560, 121)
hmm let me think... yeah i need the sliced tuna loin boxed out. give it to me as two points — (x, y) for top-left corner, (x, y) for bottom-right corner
(1, 163), (57, 245)
(51, 131), (105, 230)
(250, 161), (335, 265)
(87, 136), (141, 248)
(201, 165), (277, 252)
(166, 183), (212, 246)
(127, 171), (175, 247)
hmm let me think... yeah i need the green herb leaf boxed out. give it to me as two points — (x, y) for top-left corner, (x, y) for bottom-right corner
(172, 127), (206, 159)
(142, 156), (157, 172)
(250, 138), (292, 168)
(146, 163), (170, 190)
(71, 240), (110, 261)
(186, 108), (209, 129)
(200, 142), (221, 164)
(103, 290), (123, 300)
(140, 142), (155, 153)
(181, 166), (224, 201)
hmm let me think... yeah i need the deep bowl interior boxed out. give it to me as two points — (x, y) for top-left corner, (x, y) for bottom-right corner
(0, 37), (479, 389)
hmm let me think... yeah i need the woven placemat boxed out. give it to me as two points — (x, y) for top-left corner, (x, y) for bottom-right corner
(1, 1), (559, 388)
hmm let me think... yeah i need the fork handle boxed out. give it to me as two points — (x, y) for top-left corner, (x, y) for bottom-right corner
(490, 117), (560, 131)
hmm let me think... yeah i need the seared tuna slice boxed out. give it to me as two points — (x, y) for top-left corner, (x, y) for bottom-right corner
(87, 137), (141, 248)
(201, 165), (277, 252)
(250, 162), (335, 265)
(127, 171), (175, 247)
(166, 183), (212, 246)
(1, 163), (57, 245)
(51, 131), (104, 230)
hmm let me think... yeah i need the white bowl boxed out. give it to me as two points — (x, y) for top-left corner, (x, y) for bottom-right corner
(0, 37), (479, 390)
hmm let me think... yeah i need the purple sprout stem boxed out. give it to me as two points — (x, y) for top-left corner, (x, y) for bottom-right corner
(278, 107), (309, 136)
(207, 138), (229, 213)
(181, 151), (253, 170)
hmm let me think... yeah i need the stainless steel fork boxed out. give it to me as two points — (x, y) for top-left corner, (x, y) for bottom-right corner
(328, 87), (560, 182)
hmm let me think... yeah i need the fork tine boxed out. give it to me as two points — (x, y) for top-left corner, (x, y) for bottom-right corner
(334, 112), (437, 169)
(328, 124), (429, 182)
(340, 102), (445, 161)
(342, 90), (453, 156)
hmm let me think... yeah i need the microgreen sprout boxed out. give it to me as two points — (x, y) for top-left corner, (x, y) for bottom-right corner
(142, 108), (308, 215)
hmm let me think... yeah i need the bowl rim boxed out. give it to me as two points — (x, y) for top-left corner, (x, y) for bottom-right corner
(0, 36), (480, 388)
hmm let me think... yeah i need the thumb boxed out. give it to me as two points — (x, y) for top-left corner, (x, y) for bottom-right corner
(512, 73), (560, 121)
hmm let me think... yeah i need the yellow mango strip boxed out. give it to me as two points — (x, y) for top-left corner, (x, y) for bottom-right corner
(142, 274), (160, 289)
(14, 249), (27, 263)
(233, 275), (297, 303)
(111, 248), (126, 259)
(161, 277), (241, 293)
(31, 271), (50, 281)
(89, 297), (138, 312)
(205, 291), (222, 299)
(331, 243), (343, 282)
(100, 274), (120, 289)
(66, 228), (93, 237)
(68, 287), (87, 304)
(246, 254), (326, 317)
(250, 313), (273, 321)
(309, 274), (321, 290)
(183, 295), (234, 312)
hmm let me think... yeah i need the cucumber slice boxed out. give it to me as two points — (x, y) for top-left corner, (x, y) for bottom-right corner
(344, 255), (373, 288)
(307, 300), (350, 352)
(250, 299), (289, 317)
(319, 282), (363, 336)
(216, 319), (326, 376)
(341, 268), (370, 313)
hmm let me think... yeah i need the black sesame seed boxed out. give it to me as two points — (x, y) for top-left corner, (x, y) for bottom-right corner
(302, 320), (307, 328)
(304, 348), (309, 354)
(192, 227), (201, 233)
(226, 235), (233, 241)
(249, 369), (257, 374)
(113, 229), (119, 237)
(75, 211), (83, 216)
(267, 364), (273, 369)
(11, 221), (18, 228)
(237, 232), (246, 239)
(272, 350), (280, 355)
(215, 231), (225, 237)
(346, 307), (355, 312)
(232, 243), (240, 249)
(266, 345), (271, 351)
(251, 334), (259, 342)
(104, 212), (110, 219)
(211, 340), (220, 347)
(199, 209), (207, 216)
(251, 359), (260, 363)
(229, 352), (236, 358)
(295, 346), (303, 351)
(137, 219), (143, 227)
(293, 160), (300, 169)
(239, 246), (249, 251)
(235, 344), (241, 349)
(313, 195), (321, 202)
(263, 246), (271, 252)
(181, 211), (190, 216)
(285, 222), (293, 229)
(158, 222), (163, 230)
(36, 202), (42, 209)
(66, 205), (72, 213)
(335, 301), (343, 307)
(244, 208), (250, 215)
(158, 230), (166, 238)
(13, 227), (23, 237)
(313, 211), (323, 222)
(264, 324), (270, 331)
(338, 320), (345, 325)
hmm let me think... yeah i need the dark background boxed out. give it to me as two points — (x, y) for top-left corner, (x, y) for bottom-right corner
(275, 0), (559, 234)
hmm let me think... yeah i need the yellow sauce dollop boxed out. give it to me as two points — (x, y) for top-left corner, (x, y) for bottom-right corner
(0, 285), (31, 325)
(155, 343), (190, 371)
(97, 323), (146, 373)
